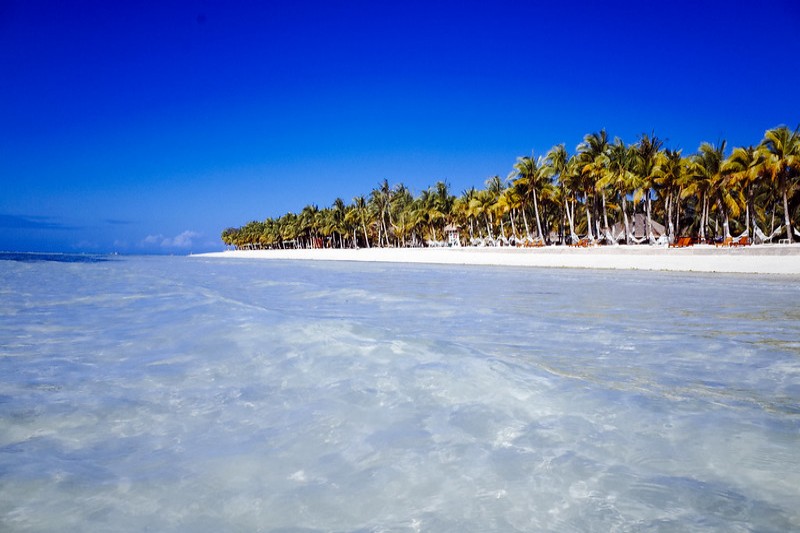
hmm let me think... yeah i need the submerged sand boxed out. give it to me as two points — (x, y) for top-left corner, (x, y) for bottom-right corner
(196, 244), (800, 275)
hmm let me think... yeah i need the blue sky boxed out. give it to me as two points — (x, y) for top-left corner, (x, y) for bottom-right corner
(1, 0), (798, 254)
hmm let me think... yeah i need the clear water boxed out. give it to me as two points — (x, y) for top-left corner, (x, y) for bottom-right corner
(1, 255), (798, 532)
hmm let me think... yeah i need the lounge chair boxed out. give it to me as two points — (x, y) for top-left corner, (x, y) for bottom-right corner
(568, 238), (591, 247)
(669, 236), (694, 248)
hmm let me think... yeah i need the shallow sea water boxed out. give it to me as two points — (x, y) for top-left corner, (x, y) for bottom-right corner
(1, 254), (798, 532)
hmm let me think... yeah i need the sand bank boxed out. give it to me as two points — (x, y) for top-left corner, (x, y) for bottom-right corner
(196, 244), (800, 275)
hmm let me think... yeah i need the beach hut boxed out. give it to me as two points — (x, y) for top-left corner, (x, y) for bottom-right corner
(444, 224), (461, 247)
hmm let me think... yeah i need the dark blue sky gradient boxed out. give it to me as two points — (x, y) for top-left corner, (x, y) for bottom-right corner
(2, 0), (799, 253)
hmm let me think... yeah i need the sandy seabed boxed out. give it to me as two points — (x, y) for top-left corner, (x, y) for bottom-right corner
(196, 244), (800, 275)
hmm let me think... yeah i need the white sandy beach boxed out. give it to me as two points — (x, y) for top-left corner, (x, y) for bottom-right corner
(197, 244), (800, 275)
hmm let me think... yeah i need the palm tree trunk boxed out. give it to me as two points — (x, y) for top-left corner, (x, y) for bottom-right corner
(362, 220), (370, 248)
(717, 196), (731, 238)
(565, 197), (576, 241)
(770, 203), (776, 237)
(744, 190), (751, 237)
(666, 194), (674, 242)
(559, 186), (566, 244)
(521, 207), (531, 239)
(385, 203), (394, 246)
(783, 186), (794, 243)
(594, 193), (601, 241)
(700, 195), (707, 242)
(601, 193), (610, 239)
(646, 195), (654, 242)
(509, 209), (518, 240)
(533, 190), (544, 239)
(585, 197), (593, 241)
(622, 196), (631, 244)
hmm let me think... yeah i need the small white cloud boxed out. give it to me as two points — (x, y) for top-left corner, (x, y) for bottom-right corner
(169, 230), (199, 248)
(142, 230), (201, 249)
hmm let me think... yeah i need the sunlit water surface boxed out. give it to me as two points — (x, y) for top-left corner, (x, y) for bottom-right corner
(1, 254), (798, 532)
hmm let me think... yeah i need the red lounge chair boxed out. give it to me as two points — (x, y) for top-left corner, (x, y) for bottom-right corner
(669, 236), (694, 248)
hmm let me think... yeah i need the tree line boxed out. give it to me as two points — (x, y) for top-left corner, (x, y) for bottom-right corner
(221, 125), (800, 249)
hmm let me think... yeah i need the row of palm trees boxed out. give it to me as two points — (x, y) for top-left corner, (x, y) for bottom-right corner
(221, 125), (800, 249)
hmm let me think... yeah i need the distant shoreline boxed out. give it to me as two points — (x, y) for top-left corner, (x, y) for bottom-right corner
(194, 245), (800, 275)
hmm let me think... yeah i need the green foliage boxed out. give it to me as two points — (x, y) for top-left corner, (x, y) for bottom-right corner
(222, 125), (800, 248)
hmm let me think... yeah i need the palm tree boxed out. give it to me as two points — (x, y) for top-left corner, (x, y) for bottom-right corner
(545, 144), (573, 244)
(599, 138), (635, 243)
(761, 125), (800, 243)
(430, 180), (455, 240)
(723, 145), (768, 240)
(389, 183), (414, 247)
(470, 189), (497, 240)
(236, 222), (258, 249)
(418, 187), (444, 243)
(508, 158), (530, 240)
(484, 176), (506, 238)
(683, 157), (713, 243)
(299, 204), (321, 248)
(511, 152), (550, 241)
(351, 195), (371, 248)
(342, 204), (359, 248)
(455, 187), (478, 241)
(693, 141), (735, 240)
(406, 196), (430, 246)
(496, 187), (520, 242)
(576, 130), (610, 241)
(221, 227), (239, 248)
(654, 148), (687, 242)
(329, 198), (347, 248)
(485, 175), (505, 199)
(370, 179), (393, 247)
(631, 132), (664, 242)
(279, 212), (301, 248)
